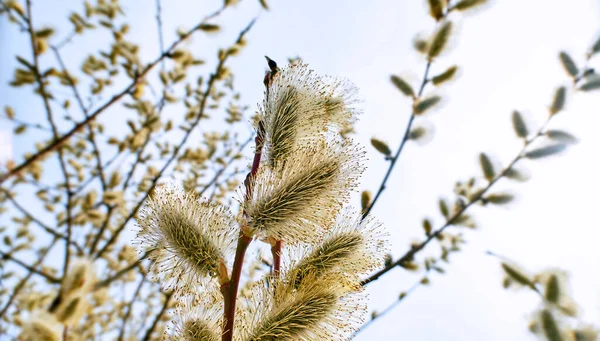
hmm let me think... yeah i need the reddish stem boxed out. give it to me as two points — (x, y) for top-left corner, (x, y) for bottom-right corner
(221, 233), (252, 340)
(271, 240), (282, 276)
(221, 122), (265, 341)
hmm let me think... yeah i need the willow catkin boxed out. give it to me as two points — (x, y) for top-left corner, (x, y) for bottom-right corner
(239, 274), (366, 341)
(259, 62), (359, 168)
(135, 183), (236, 292)
(244, 142), (365, 244)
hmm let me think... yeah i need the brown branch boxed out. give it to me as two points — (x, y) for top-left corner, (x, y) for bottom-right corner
(0, 5), (228, 186)
(93, 18), (257, 260)
(0, 238), (58, 319)
(221, 68), (268, 341)
(199, 135), (254, 196)
(0, 188), (82, 252)
(0, 250), (60, 283)
(25, 0), (75, 275)
(117, 274), (146, 341)
(141, 292), (172, 341)
(362, 61), (432, 221)
(221, 233), (252, 341)
(271, 240), (282, 276)
(361, 117), (554, 286)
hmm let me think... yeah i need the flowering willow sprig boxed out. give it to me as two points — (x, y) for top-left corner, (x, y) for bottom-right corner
(135, 183), (236, 292)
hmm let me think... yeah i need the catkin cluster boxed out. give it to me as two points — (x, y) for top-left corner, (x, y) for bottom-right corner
(19, 259), (96, 341)
(135, 61), (388, 340)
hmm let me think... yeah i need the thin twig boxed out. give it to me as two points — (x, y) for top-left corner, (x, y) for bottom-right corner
(357, 269), (433, 335)
(141, 292), (172, 341)
(25, 0), (74, 275)
(93, 251), (149, 290)
(362, 61), (432, 220)
(361, 116), (554, 286)
(0, 6), (228, 185)
(0, 250), (60, 283)
(0, 115), (51, 131)
(0, 238), (58, 319)
(0, 188), (82, 252)
(117, 274), (147, 341)
(199, 135), (253, 196)
(51, 46), (107, 190)
(94, 18), (257, 260)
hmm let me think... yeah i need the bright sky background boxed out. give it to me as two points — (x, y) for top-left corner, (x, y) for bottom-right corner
(2, 1), (600, 340)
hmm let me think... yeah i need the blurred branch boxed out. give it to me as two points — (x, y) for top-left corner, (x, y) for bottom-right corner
(51, 46), (107, 191)
(0, 250), (60, 283)
(361, 113), (554, 286)
(94, 17), (258, 260)
(0, 5), (229, 185)
(141, 292), (172, 341)
(357, 268), (433, 335)
(199, 134), (253, 196)
(117, 274), (147, 341)
(94, 251), (150, 290)
(1, 188), (82, 253)
(24, 0), (75, 275)
(0, 238), (58, 319)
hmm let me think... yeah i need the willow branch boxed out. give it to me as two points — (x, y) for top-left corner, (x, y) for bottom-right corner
(0, 238), (58, 319)
(94, 18), (257, 260)
(362, 61), (432, 220)
(222, 120), (265, 341)
(0, 250), (60, 283)
(117, 274), (146, 341)
(25, 0), (75, 274)
(361, 116), (554, 286)
(0, 5), (228, 185)
(141, 292), (172, 341)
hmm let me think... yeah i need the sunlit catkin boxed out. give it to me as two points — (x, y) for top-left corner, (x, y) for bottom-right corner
(285, 210), (388, 287)
(135, 183), (236, 291)
(259, 62), (359, 168)
(244, 142), (365, 244)
(239, 275), (365, 341)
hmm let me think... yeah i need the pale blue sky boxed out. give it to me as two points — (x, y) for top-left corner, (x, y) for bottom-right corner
(1, 1), (600, 340)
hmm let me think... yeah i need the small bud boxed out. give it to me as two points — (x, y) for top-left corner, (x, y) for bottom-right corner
(414, 95), (441, 115)
(559, 51), (578, 78)
(428, 21), (453, 60)
(370, 138), (392, 156)
(479, 153), (495, 181)
(549, 87), (566, 115)
(361, 190), (372, 213)
(431, 65), (458, 86)
(422, 218), (433, 236)
(511, 111), (528, 138)
(390, 75), (415, 97)
(525, 144), (567, 159)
